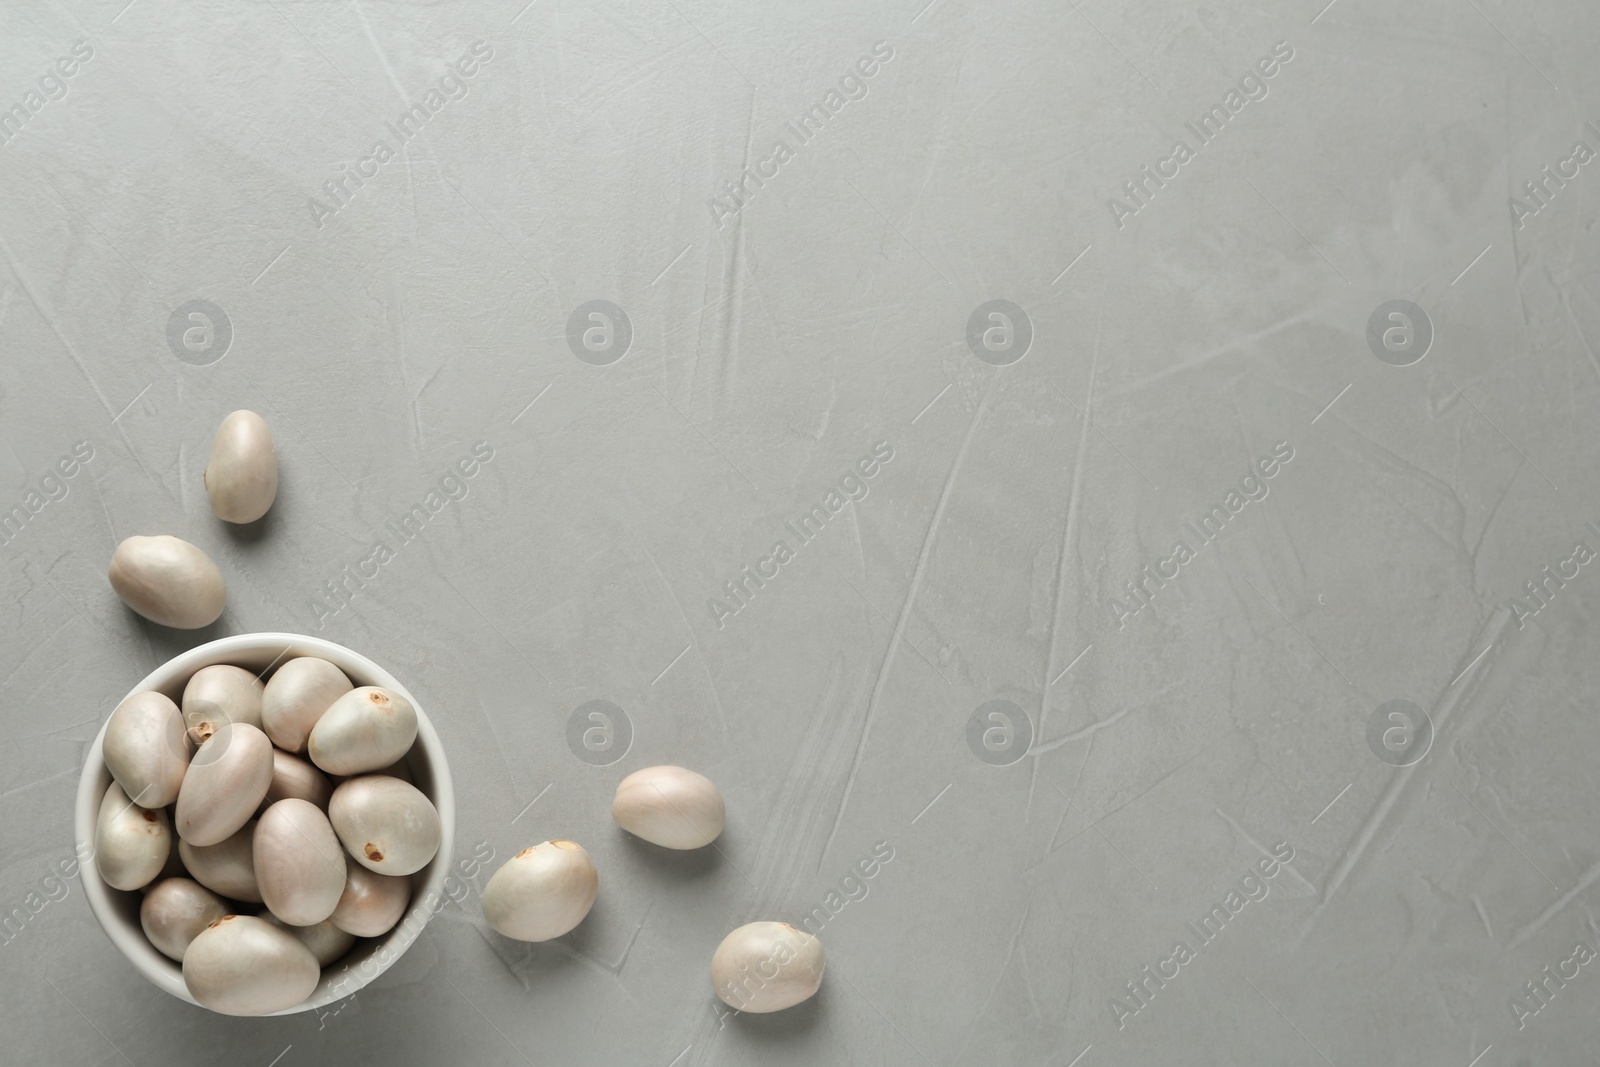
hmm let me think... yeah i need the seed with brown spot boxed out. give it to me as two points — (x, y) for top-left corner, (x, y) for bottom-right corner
(481, 840), (598, 942)
(309, 687), (417, 774)
(327, 773), (438, 876)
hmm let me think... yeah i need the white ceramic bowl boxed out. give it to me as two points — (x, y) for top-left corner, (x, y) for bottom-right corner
(74, 633), (455, 1015)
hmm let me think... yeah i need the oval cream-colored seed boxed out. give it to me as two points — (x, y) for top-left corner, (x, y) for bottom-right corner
(179, 822), (262, 902)
(710, 922), (825, 1013)
(149, 836), (188, 886)
(103, 690), (189, 808)
(204, 410), (278, 523)
(265, 914), (356, 966)
(307, 687), (418, 776)
(176, 723), (274, 846)
(328, 775), (440, 876)
(141, 878), (228, 962)
(481, 840), (598, 942)
(182, 664), (264, 746)
(255, 799), (347, 926)
(108, 535), (226, 630)
(94, 782), (172, 891)
(612, 765), (725, 850)
(260, 750), (332, 812)
(330, 864), (411, 937)
(183, 915), (319, 1016)
(261, 657), (351, 753)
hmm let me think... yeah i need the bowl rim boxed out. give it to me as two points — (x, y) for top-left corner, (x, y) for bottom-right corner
(74, 632), (456, 1016)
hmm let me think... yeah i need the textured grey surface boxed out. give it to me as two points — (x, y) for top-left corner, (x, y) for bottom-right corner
(2, 0), (1599, 1064)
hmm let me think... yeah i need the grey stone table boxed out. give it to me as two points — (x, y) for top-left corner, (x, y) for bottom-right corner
(2, 0), (1598, 1063)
